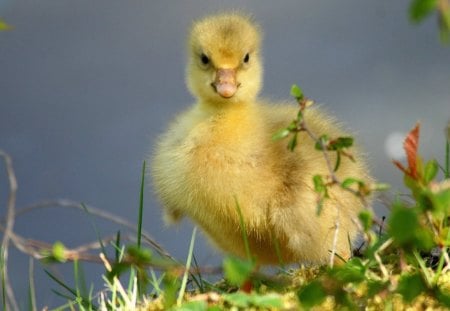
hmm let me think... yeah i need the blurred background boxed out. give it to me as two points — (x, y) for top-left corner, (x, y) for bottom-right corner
(1, 0), (449, 308)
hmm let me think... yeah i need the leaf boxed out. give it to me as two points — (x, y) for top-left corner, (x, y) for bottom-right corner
(313, 175), (326, 193)
(106, 262), (130, 282)
(334, 151), (341, 172)
(163, 272), (181, 309)
(0, 19), (13, 31)
(315, 135), (329, 151)
(272, 128), (290, 141)
(392, 123), (421, 180)
(341, 178), (362, 190)
(223, 292), (250, 308)
(424, 159), (439, 184)
(404, 123), (421, 179)
(388, 202), (434, 251)
(52, 241), (67, 263)
(287, 132), (298, 151)
(222, 292), (283, 309)
(367, 280), (388, 297)
(223, 257), (255, 286)
(250, 293), (283, 308)
(331, 258), (366, 283)
(290, 84), (304, 100)
(329, 137), (354, 150)
(371, 183), (391, 191)
(358, 210), (373, 232)
(397, 272), (427, 302)
(174, 300), (207, 311)
(439, 6), (450, 44)
(409, 0), (438, 23)
(297, 280), (327, 308)
(126, 244), (152, 265)
(436, 288), (450, 307)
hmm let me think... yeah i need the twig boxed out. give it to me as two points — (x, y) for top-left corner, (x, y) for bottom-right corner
(3, 199), (173, 260)
(374, 238), (393, 281)
(0, 150), (19, 311)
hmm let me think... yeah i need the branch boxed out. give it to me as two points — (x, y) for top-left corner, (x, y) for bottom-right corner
(0, 150), (19, 311)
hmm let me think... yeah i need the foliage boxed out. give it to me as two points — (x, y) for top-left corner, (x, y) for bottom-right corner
(409, 0), (450, 43)
(0, 19), (13, 31)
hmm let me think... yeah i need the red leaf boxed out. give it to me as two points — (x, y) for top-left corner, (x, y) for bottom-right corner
(404, 123), (420, 179)
(240, 279), (253, 293)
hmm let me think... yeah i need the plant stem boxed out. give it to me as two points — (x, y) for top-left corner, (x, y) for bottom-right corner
(137, 161), (146, 248)
(445, 138), (449, 179)
(177, 227), (197, 306)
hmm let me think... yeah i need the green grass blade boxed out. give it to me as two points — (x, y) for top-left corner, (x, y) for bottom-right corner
(81, 203), (106, 255)
(1, 247), (6, 311)
(445, 138), (449, 178)
(28, 258), (36, 311)
(45, 269), (77, 297)
(137, 161), (146, 248)
(73, 260), (88, 302)
(45, 270), (97, 310)
(177, 226), (198, 306)
(190, 254), (205, 292)
(114, 230), (121, 262)
(149, 268), (163, 295)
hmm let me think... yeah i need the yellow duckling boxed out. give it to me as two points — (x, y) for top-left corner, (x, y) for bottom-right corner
(151, 13), (372, 265)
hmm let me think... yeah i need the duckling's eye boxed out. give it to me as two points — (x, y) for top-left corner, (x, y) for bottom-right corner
(200, 53), (210, 65)
(243, 53), (250, 63)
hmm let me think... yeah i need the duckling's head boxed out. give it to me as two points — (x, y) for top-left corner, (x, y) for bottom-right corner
(187, 13), (262, 106)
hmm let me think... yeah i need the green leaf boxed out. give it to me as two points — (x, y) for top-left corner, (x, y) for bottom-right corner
(0, 19), (12, 31)
(272, 128), (290, 141)
(173, 300), (207, 311)
(250, 293), (283, 308)
(106, 262), (130, 282)
(436, 288), (450, 307)
(297, 280), (327, 308)
(52, 241), (67, 263)
(409, 0), (438, 23)
(290, 84), (304, 100)
(358, 210), (373, 232)
(287, 132), (298, 151)
(341, 178), (362, 190)
(313, 175), (326, 193)
(126, 244), (152, 265)
(388, 203), (419, 245)
(367, 280), (388, 297)
(223, 292), (250, 308)
(372, 183), (391, 191)
(440, 8), (450, 44)
(388, 202), (434, 251)
(163, 272), (181, 309)
(315, 135), (329, 151)
(424, 159), (439, 184)
(331, 258), (366, 283)
(223, 257), (254, 286)
(330, 137), (354, 150)
(397, 273), (427, 302)
(333, 151), (341, 172)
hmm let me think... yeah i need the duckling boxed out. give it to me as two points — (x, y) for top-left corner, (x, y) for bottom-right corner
(151, 13), (372, 265)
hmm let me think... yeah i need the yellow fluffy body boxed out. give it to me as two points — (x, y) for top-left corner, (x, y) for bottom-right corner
(151, 13), (372, 265)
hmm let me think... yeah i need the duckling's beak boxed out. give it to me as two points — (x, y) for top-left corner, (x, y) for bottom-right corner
(212, 68), (239, 98)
